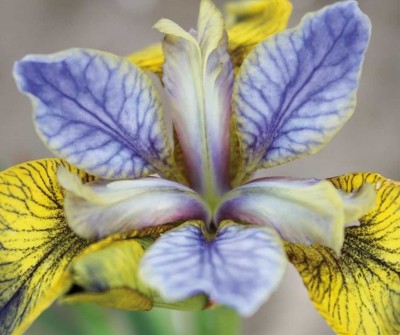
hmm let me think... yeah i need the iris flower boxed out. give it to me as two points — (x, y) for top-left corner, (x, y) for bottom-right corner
(2, 0), (400, 334)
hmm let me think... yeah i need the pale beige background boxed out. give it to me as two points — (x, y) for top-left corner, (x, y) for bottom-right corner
(0, 0), (399, 334)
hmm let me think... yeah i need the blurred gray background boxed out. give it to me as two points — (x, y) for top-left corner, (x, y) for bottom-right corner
(0, 0), (399, 334)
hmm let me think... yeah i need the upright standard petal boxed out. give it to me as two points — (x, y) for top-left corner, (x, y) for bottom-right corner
(156, 0), (234, 201)
(58, 168), (211, 239)
(215, 177), (375, 255)
(14, 49), (177, 180)
(287, 173), (400, 335)
(139, 221), (287, 317)
(0, 159), (92, 335)
(233, 1), (371, 182)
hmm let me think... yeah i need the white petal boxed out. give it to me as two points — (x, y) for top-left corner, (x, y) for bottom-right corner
(215, 177), (375, 255)
(58, 168), (211, 239)
(156, 0), (234, 200)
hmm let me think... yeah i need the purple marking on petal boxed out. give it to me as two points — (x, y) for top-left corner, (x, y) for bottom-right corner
(139, 221), (287, 316)
(14, 48), (174, 179)
(233, 1), (371, 175)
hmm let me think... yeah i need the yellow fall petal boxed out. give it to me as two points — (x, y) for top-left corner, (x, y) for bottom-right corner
(226, 0), (292, 71)
(64, 240), (154, 311)
(0, 159), (172, 335)
(126, 0), (292, 75)
(0, 159), (93, 335)
(126, 43), (164, 77)
(63, 238), (208, 311)
(63, 288), (152, 311)
(286, 173), (400, 335)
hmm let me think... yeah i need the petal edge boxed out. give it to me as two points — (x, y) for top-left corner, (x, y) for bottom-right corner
(232, 1), (371, 182)
(287, 173), (400, 335)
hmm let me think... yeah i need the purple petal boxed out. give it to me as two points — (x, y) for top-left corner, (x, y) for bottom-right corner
(233, 1), (371, 179)
(139, 221), (287, 316)
(14, 49), (175, 179)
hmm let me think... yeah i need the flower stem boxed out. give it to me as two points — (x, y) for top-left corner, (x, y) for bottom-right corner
(191, 307), (242, 335)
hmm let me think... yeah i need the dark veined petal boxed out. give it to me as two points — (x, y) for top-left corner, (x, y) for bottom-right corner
(0, 159), (174, 335)
(225, 0), (292, 72)
(226, 0), (292, 182)
(63, 238), (207, 311)
(58, 168), (211, 240)
(14, 49), (179, 181)
(139, 221), (287, 317)
(232, 1), (371, 183)
(286, 173), (400, 335)
(0, 159), (93, 335)
(215, 177), (375, 255)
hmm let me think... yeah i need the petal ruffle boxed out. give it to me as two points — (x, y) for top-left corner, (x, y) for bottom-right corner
(59, 168), (211, 239)
(232, 1), (371, 183)
(14, 49), (179, 181)
(286, 173), (400, 335)
(139, 221), (287, 317)
(156, 0), (233, 199)
(0, 159), (93, 335)
(215, 177), (375, 255)
(225, 0), (292, 72)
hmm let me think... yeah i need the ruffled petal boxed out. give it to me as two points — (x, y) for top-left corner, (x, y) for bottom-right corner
(156, 0), (234, 199)
(58, 168), (211, 239)
(0, 159), (93, 335)
(139, 221), (287, 317)
(215, 177), (375, 255)
(225, 0), (292, 71)
(232, 1), (371, 183)
(287, 173), (400, 335)
(63, 238), (207, 311)
(14, 48), (178, 181)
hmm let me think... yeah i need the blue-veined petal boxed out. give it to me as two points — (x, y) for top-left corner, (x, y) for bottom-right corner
(156, 0), (234, 200)
(139, 221), (287, 317)
(57, 168), (211, 239)
(233, 1), (371, 182)
(14, 48), (177, 180)
(215, 177), (375, 254)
